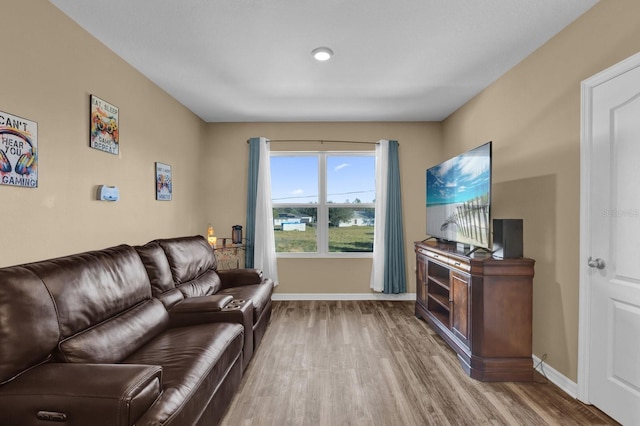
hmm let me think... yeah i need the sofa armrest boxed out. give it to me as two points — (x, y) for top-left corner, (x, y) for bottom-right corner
(217, 268), (264, 289)
(167, 294), (235, 327)
(170, 294), (233, 313)
(0, 363), (162, 426)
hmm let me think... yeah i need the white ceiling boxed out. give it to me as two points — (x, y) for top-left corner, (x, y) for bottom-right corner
(49, 0), (598, 123)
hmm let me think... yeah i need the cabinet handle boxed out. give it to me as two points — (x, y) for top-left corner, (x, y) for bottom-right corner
(454, 262), (461, 266)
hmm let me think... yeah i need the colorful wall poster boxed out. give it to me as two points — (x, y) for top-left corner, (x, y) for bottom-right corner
(0, 110), (38, 188)
(90, 95), (119, 154)
(156, 162), (172, 201)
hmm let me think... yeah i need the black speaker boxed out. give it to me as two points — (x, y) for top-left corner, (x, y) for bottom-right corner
(492, 219), (523, 258)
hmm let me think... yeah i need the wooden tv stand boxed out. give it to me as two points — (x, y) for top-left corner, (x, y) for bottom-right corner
(414, 240), (535, 381)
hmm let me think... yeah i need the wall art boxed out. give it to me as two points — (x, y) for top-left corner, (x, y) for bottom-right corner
(90, 94), (119, 155)
(155, 162), (172, 201)
(0, 110), (38, 188)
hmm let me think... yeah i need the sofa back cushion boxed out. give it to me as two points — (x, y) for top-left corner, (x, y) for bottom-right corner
(0, 267), (60, 384)
(58, 298), (169, 363)
(157, 235), (222, 296)
(135, 241), (184, 309)
(23, 245), (167, 363)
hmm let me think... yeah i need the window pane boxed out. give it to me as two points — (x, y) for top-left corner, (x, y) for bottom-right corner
(271, 156), (318, 204)
(328, 207), (374, 252)
(327, 155), (375, 204)
(273, 207), (317, 252)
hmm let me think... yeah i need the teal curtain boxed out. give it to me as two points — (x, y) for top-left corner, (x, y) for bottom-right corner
(245, 137), (260, 268)
(383, 140), (406, 293)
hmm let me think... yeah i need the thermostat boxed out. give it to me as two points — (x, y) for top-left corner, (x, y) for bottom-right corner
(96, 185), (120, 201)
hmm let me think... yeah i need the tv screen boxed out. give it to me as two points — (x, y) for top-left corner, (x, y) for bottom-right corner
(426, 142), (492, 248)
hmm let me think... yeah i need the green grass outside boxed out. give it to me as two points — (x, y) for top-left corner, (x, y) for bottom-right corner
(275, 225), (374, 252)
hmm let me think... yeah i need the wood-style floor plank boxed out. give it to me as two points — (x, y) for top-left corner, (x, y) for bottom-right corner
(221, 301), (617, 426)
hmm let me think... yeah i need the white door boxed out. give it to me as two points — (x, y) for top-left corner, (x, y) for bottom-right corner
(579, 51), (640, 425)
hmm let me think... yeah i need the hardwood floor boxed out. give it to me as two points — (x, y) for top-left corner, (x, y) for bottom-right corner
(221, 301), (617, 426)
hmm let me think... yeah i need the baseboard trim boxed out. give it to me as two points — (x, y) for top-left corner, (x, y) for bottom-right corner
(532, 354), (578, 398)
(272, 293), (417, 301)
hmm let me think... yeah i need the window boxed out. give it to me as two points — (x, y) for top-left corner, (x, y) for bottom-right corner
(270, 152), (375, 256)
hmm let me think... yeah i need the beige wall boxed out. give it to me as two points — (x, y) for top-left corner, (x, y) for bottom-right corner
(202, 122), (442, 294)
(443, 0), (640, 381)
(0, 0), (206, 266)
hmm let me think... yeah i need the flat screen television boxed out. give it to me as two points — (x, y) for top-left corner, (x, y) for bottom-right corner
(426, 142), (492, 249)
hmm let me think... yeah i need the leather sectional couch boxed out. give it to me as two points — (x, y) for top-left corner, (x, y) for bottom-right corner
(0, 235), (274, 426)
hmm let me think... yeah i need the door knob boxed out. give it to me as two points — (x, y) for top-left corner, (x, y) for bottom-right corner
(588, 257), (606, 270)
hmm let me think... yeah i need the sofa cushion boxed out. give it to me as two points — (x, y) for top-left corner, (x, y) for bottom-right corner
(158, 236), (216, 283)
(155, 288), (185, 309)
(135, 241), (177, 297)
(175, 269), (221, 298)
(57, 298), (169, 363)
(0, 266), (59, 384)
(124, 322), (244, 426)
(23, 245), (153, 340)
(157, 235), (222, 296)
(135, 241), (185, 309)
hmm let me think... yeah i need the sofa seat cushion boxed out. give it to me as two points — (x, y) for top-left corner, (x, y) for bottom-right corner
(217, 282), (273, 325)
(123, 322), (243, 426)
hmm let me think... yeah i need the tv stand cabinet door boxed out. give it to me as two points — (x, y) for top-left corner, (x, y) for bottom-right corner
(451, 270), (470, 348)
(415, 252), (428, 309)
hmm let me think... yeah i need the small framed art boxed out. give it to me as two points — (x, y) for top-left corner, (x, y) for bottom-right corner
(0, 110), (38, 188)
(90, 95), (119, 155)
(155, 162), (172, 201)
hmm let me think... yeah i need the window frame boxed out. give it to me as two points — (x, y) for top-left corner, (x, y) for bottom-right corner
(270, 151), (375, 259)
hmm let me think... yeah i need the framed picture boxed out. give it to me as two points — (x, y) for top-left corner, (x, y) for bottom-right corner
(155, 162), (172, 201)
(0, 110), (38, 188)
(90, 94), (119, 155)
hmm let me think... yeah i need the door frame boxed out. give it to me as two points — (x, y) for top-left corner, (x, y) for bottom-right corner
(578, 50), (640, 403)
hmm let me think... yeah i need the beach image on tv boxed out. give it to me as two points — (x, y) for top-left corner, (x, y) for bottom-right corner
(426, 143), (491, 248)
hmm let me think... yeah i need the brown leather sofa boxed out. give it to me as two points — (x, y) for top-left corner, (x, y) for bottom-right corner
(135, 235), (274, 370)
(0, 236), (274, 426)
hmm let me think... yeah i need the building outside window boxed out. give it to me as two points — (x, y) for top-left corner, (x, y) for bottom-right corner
(270, 152), (375, 256)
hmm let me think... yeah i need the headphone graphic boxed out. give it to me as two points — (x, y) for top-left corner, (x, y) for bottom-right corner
(0, 127), (36, 175)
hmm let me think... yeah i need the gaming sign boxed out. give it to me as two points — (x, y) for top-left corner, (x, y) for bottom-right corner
(0, 110), (38, 188)
(90, 95), (119, 155)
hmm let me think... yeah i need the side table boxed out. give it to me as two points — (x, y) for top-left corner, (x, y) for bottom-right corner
(214, 240), (246, 270)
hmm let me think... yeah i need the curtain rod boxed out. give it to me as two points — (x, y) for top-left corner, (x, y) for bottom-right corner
(246, 138), (379, 145)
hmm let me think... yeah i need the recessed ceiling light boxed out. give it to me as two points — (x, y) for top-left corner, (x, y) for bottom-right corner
(311, 47), (333, 61)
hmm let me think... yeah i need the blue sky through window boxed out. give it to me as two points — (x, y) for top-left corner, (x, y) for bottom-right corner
(271, 156), (318, 203)
(271, 154), (375, 204)
(327, 156), (375, 203)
